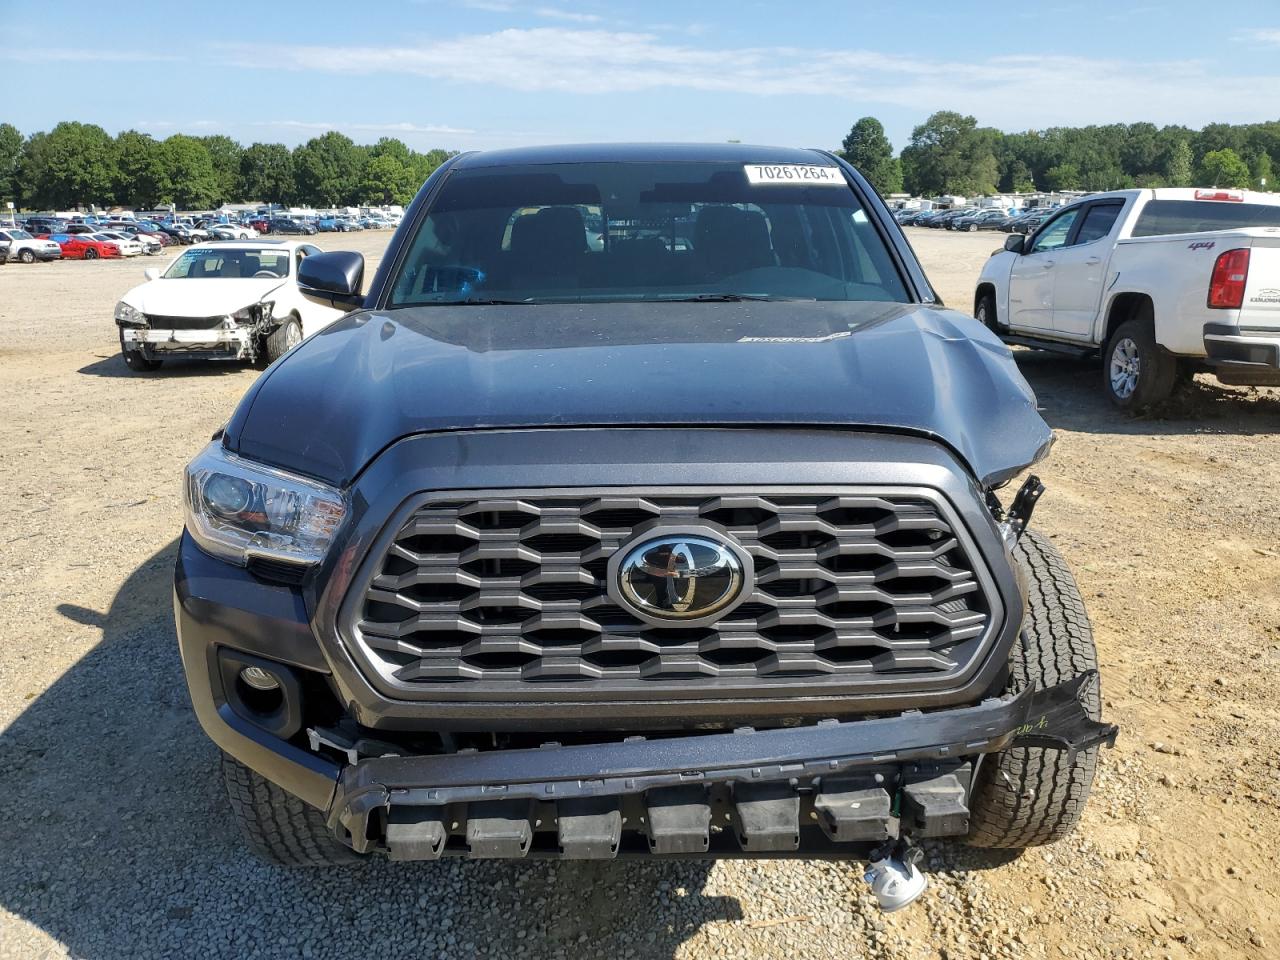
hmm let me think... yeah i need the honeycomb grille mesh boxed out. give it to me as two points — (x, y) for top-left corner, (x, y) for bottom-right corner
(351, 491), (992, 690)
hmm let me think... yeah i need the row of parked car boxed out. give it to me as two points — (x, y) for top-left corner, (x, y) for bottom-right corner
(894, 206), (1058, 234)
(0, 209), (399, 264)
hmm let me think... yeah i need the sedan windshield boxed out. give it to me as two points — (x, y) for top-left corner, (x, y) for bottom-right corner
(6, 229), (33, 240)
(162, 248), (291, 279)
(389, 160), (909, 306)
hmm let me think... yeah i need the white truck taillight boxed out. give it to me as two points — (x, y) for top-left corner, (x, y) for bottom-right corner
(1207, 248), (1251, 309)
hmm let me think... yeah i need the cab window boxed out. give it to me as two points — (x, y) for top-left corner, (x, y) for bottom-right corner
(1073, 203), (1123, 246)
(1028, 208), (1080, 254)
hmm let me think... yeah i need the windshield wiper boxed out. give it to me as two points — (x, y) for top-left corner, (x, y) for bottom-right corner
(423, 297), (535, 306)
(660, 293), (809, 303)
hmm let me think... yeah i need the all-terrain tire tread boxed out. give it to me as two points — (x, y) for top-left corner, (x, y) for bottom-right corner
(220, 753), (361, 866)
(965, 529), (1101, 849)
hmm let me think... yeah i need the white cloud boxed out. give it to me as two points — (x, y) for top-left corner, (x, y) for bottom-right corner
(1238, 27), (1280, 45)
(533, 7), (603, 23)
(217, 28), (1280, 133)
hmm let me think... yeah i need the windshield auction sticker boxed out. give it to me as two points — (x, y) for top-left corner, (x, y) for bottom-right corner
(744, 164), (847, 185)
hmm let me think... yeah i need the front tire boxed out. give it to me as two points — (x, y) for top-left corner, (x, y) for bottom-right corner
(975, 291), (1000, 334)
(966, 530), (1101, 849)
(1103, 312), (1178, 410)
(221, 754), (362, 866)
(83, 247), (98, 260)
(19, 249), (35, 264)
(265, 316), (302, 363)
(119, 330), (162, 372)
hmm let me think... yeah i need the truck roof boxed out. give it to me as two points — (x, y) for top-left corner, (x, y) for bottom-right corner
(453, 142), (835, 170)
(1070, 187), (1280, 207)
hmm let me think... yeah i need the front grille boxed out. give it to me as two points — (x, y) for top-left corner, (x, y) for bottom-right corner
(348, 489), (996, 698)
(143, 313), (227, 330)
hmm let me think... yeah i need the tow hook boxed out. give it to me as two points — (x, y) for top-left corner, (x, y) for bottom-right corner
(1007, 474), (1045, 540)
(863, 836), (927, 912)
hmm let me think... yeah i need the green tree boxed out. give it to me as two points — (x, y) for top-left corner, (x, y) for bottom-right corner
(900, 111), (998, 196)
(1251, 150), (1273, 190)
(238, 142), (294, 204)
(199, 134), (242, 204)
(293, 131), (364, 206)
(113, 130), (167, 208)
(1164, 140), (1193, 187)
(839, 117), (903, 195)
(0, 123), (21, 206)
(19, 121), (116, 208)
(1198, 148), (1251, 188)
(159, 135), (219, 208)
(1044, 163), (1082, 191)
(360, 151), (416, 205)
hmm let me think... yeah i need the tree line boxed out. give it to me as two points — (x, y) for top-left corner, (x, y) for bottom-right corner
(3, 113), (1279, 212)
(841, 112), (1277, 198)
(0, 121), (455, 211)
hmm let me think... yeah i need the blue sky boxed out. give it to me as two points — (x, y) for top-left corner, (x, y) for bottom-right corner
(4, 0), (1280, 152)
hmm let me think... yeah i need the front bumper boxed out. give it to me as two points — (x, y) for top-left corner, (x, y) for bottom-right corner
(121, 323), (252, 357)
(326, 676), (1113, 860)
(175, 531), (1117, 860)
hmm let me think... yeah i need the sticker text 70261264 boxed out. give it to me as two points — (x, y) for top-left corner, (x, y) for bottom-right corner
(744, 164), (847, 186)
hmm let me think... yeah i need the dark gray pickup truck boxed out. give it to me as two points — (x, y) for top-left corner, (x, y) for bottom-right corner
(175, 143), (1114, 885)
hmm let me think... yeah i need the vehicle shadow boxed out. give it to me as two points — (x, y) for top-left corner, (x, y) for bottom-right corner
(1013, 350), (1280, 435)
(0, 541), (744, 959)
(77, 354), (262, 379)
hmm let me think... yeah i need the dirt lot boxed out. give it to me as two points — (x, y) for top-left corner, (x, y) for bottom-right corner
(1, 227), (1278, 959)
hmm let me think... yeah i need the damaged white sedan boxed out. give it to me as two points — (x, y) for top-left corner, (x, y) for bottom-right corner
(114, 240), (348, 372)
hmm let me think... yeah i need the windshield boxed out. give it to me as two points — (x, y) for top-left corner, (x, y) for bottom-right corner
(388, 160), (909, 306)
(7, 229), (32, 240)
(161, 248), (291, 279)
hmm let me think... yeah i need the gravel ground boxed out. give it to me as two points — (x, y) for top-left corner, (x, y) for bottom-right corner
(1, 227), (1278, 959)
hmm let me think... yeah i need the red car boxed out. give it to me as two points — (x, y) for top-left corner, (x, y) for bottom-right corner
(40, 233), (123, 260)
(248, 217), (270, 234)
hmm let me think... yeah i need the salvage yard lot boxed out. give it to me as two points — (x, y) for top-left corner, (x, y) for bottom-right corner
(1, 229), (1278, 959)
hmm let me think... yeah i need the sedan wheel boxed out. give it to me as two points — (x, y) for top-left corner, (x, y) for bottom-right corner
(19, 249), (35, 264)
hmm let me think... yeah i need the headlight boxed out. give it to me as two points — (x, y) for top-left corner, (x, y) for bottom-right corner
(231, 301), (274, 324)
(114, 301), (143, 324)
(183, 442), (346, 566)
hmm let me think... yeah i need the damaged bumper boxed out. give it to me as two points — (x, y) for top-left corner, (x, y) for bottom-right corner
(324, 675), (1115, 860)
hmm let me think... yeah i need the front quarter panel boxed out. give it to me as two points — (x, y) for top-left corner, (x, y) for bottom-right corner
(978, 250), (1016, 321)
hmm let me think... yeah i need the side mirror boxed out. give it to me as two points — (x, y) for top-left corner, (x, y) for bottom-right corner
(1003, 234), (1026, 254)
(143, 267), (160, 281)
(297, 251), (365, 309)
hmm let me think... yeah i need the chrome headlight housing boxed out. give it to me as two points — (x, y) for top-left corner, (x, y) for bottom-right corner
(114, 301), (143, 325)
(184, 442), (346, 566)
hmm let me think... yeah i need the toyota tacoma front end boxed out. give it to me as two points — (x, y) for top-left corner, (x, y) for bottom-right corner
(175, 144), (1115, 870)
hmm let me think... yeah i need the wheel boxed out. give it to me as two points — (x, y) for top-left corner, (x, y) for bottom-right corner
(965, 529), (1101, 849)
(118, 330), (162, 372)
(975, 291), (1000, 333)
(1103, 312), (1178, 410)
(83, 247), (98, 260)
(18, 249), (35, 264)
(221, 753), (363, 866)
(265, 316), (302, 363)
(969, 223), (978, 232)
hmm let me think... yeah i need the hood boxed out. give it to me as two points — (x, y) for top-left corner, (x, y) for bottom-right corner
(121, 277), (285, 316)
(227, 300), (1053, 488)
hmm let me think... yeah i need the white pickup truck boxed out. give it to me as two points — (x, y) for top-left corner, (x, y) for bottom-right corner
(975, 187), (1280, 408)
